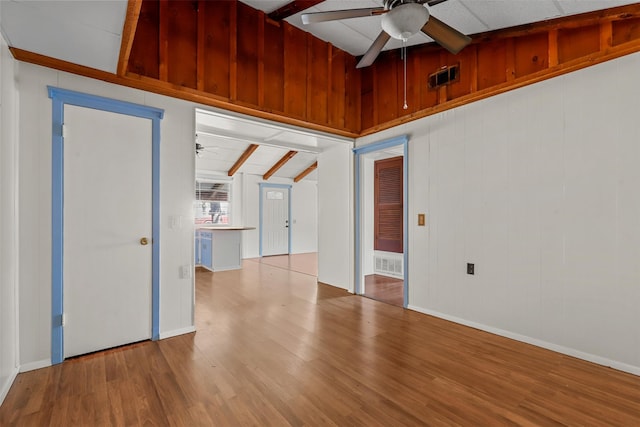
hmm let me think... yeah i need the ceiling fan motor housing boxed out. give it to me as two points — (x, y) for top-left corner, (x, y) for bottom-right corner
(381, 1), (430, 41)
(384, 0), (430, 9)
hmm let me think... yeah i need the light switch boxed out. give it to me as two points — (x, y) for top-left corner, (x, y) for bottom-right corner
(170, 215), (183, 229)
(418, 213), (425, 226)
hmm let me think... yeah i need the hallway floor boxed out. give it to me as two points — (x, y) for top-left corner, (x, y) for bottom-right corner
(246, 252), (317, 276)
(363, 274), (404, 307)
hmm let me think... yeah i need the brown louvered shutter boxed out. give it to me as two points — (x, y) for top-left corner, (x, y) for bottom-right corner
(374, 156), (403, 253)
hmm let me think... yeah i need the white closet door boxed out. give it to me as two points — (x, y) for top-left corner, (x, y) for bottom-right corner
(63, 105), (152, 358)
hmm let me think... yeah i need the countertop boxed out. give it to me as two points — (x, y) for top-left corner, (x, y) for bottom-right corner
(197, 226), (256, 231)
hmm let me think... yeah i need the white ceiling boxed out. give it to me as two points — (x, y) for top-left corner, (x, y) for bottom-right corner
(0, 0), (128, 73)
(195, 109), (351, 181)
(249, 0), (639, 55)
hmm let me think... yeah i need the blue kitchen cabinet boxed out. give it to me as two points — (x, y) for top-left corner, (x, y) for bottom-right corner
(195, 231), (201, 265)
(200, 231), (213, 270)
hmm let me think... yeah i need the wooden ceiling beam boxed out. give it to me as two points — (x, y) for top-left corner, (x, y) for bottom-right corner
(117, 0), (143, 76)
(268, 1), (324, 21)
(294, 161), (317, 183)
(263, 150), (297, 180)
(228, 144), (259, 176)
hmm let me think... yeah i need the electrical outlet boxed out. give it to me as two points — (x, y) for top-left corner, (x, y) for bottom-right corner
(467, 263), (475, 275)
(170, 215), (183, 229)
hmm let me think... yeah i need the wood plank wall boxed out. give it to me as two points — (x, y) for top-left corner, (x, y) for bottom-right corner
(128, 0), (360, 134)
(360, 5), (640, 134)
(126, 1), (640, 136)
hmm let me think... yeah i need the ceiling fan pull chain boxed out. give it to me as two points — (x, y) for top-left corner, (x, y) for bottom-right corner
(403, 41), (408, 110)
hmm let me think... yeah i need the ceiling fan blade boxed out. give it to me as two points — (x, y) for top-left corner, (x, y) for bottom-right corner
(356, 31), (391, 69)
(301, 7), (384, 24)
(421, 15), (471, 54)
(426, 0), (450, 6)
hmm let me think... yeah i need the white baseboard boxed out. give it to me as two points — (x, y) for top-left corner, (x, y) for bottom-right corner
(317, 280), (351, 292)
(19, 359), (51, 373)
(159, 325), (196, 340)
(407, 305), (640, 377)
(0, 366), (19, 406)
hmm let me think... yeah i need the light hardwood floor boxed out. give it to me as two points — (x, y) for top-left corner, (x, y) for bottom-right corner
(246, 252), (317, 277)
(2, 260), (640, 425)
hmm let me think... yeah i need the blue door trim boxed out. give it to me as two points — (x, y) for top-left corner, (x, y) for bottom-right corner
(258, 183), (292, 256)
(48, 87), (164, 364)
(353, 135), (409, 308)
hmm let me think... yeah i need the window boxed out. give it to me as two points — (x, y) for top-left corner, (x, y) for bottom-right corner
(194, 179), (231, 225)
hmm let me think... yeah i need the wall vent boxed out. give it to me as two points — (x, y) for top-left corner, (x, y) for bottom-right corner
(428, 64), (460, 89)
(374, 251), (403, 279)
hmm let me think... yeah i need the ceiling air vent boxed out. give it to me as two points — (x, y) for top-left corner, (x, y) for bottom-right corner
(428, 64), (460, 90)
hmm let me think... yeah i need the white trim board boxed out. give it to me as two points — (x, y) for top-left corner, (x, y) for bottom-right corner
(159, 326), (196, 340)
(19, 359), (51, 373)
(0, 367), (19, 405)
(407, 305), (640, 377)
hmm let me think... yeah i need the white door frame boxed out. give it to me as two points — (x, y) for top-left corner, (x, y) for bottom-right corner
(259, 183), (291, 256)
(354, 135), (409, 307)
(48, 87), (164, 364)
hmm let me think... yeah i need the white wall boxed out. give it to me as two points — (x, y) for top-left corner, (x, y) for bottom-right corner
(17, 62), (196, 368)
(318, 143), (353, 290)
(240, 173), (317, 258)
(357, 52), (640, 375)
(230, 173), (242, 226)
(361, 157), (374, 275)
(0, 31), (20, 405)
(291, 180), (317, 254)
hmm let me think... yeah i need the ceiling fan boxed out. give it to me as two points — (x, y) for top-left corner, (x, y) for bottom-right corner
(301, 0), (471, 68)
(195, 140), (217, 157)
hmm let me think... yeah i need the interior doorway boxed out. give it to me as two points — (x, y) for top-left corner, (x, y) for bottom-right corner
(355, 136), (408, 308)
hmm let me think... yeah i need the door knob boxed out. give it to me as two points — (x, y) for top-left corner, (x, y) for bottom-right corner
(140, 237), (149, 246)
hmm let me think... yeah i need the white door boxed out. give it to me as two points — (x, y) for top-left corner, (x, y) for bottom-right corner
(262, 188), (289, 256)
(63, 105), (152, 358)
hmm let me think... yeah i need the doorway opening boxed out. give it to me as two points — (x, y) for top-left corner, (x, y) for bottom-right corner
(354, 136), (408, 308)
(192, 107), (350, 283)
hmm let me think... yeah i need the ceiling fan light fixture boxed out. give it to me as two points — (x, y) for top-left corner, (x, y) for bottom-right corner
(381, 3), (430, 41)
